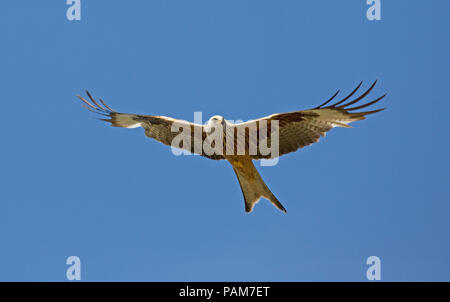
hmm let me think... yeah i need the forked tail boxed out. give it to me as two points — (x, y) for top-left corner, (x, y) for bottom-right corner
(230, 157), (287, 213)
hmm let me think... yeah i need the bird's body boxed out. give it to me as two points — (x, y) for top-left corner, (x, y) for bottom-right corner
(77, 81), (386, 213)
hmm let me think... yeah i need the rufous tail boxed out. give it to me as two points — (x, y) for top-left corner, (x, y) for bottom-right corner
(230, 158), (287, 213)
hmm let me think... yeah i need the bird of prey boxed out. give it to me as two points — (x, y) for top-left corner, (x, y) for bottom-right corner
(77, 81), (386, 213)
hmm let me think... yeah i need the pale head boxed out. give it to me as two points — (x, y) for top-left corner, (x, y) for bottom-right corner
(205, 115), (226, 132)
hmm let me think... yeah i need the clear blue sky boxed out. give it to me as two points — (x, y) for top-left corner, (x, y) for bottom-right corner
(1, 1), (449, 281)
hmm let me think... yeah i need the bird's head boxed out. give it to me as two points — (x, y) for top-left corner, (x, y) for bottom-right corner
(205, 115), (225, 133)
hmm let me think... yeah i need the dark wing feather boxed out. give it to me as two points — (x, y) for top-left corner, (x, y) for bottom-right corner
(77, 91), (224, 160)
(77, 81), (385, 161)
(246, 80), (386, 159)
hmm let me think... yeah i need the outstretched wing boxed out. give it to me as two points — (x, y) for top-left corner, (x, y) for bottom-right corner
(246, 80), (386, 159)
(77, 91), (224, 160)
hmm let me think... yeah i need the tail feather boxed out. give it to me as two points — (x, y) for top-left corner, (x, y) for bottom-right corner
(230, 158), (287, 213)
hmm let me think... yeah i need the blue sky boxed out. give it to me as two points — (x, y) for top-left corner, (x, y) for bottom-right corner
(0, 1), (449, 281)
